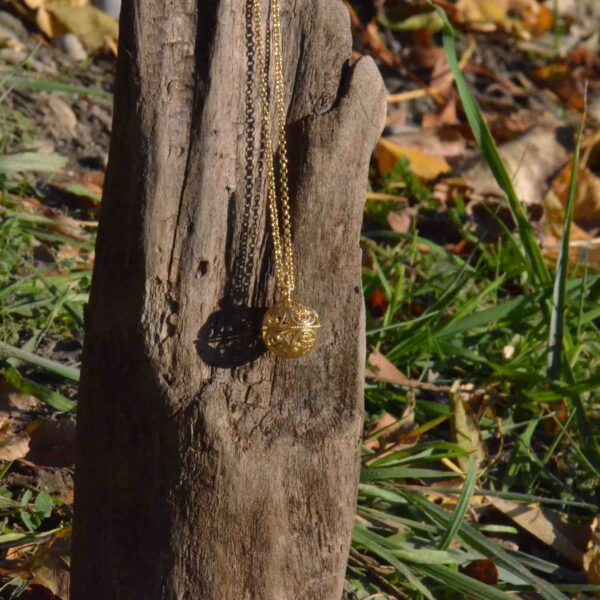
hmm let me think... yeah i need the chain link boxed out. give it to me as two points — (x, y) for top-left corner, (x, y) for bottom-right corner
(251, 0), (295, 302)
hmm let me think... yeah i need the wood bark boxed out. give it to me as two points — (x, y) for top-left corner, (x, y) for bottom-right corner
(72, 1), (385, 598)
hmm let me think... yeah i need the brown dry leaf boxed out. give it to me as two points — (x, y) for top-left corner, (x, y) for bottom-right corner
(361, 20), (399, 68)
(374, 137), (451, 180)
(367, 350), (413, 387)
(387, 210), (412, 234)
(0, 420), (29, 462)
(0, 528), (71, 599)
(451, 387), (485, 472)
(462, 123), (569, 207)
(543, 189), (597, 260)
(26, 419), (76, 468)
(49, 171), (104, 212)
(543, 184), (600, 266)
(428, 52), (455, 98)
(488, 497), (588, 566)
(528, 3), (554, 37)
(552, 165), (600, 227)
(3, 195), (91, 242)
(422, 97), (459, 128)
(485, 108), (539, 144)
(364, 412), (397, 450)
(384, 127), (467, 160)
(460, 559), (499, 585)
(0, 376), (38, 417)
(583, 519), (600, 596)
(530, 63), (588, 112)
(364, 397), (417, 455)
(27, 527), (71, 600)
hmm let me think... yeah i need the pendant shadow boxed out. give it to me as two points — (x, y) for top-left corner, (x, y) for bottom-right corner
(196, 303), (267, 369)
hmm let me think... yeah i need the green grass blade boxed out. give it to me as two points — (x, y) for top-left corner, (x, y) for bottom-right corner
(434, 5), (550, 288)
(353, 523), (436, 600)
(408, 492), (569, 599)
(418, 564), (515, 600)
(361, 467), (461, 482)
(548, 120), (584, 378)
(0, 342), (80, 382)
(438, 459), (477, 550)
(0, 152), (67, 174)
(3, 367), (76, 412)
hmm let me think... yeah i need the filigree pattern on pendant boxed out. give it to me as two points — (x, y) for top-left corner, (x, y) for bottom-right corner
(262, 299), (320, 358)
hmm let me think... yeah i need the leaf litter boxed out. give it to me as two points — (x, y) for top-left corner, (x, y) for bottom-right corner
(1, 0), (600, 598)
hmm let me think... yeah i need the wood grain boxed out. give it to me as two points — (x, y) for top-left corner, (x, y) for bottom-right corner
(72, 1), (385, 598)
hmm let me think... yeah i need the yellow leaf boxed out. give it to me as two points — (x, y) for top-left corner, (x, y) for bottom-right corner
(456, 0), (509, 28)
(456, 0), (540, 32)
(35, 6), (64, 39)
(23, 0), (89, 8)
(584, 519), (600, 598)
(48, 5), (118, 52)
(23, 0), (45, 9)
(451, 387), (485, 471)
(374, 138), (451, 181)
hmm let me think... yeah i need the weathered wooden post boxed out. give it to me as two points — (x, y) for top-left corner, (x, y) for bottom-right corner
(71, 0), (385, 598)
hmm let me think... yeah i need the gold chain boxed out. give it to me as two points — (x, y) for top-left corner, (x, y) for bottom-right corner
(252, 0), (321, 359)
(252, 0), (294, 302)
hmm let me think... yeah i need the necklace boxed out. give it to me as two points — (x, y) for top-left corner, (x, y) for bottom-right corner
(251, 0), (321, 359)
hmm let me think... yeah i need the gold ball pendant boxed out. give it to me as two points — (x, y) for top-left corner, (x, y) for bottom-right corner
(262, 299), (320, 359)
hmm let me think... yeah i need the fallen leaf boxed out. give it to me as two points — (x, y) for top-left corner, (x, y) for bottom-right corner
(451, 386), (486, 471)
(18, 0), (117, 53)
(50, 6), (118, 53)
(488, 497), (586, 566)
(460, 559), (499, 585)
(528, 3), (554, 37)
(26, 419), (76, 468)
(361, 20), (399, 68)
(462, 123), (569, 206)
(375, 137), (451, 180)
(364, 412), (397, 450)
(456, 0), (541, 34)
(552, 165), (600, 228)
(1, 195), (91, 242)
(456, 0), (509, 29)
(29, 530), (71, 600)
(387, 210), (412, 234)
(383, 127), (467, 160)
(0, 375), (38, 417)
(364, 396), (417, 453)
(422, 97), (459, 128)
(367, 350), (412, 387)
(2, 527), (73, 600)
(380, 10), (444, 34)
(0, 420), (29, 462)
(583, 519), (600, 597)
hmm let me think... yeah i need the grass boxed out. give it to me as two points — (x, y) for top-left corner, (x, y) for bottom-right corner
(347, 11), (600, 600)
(0, 8), (598, 600)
